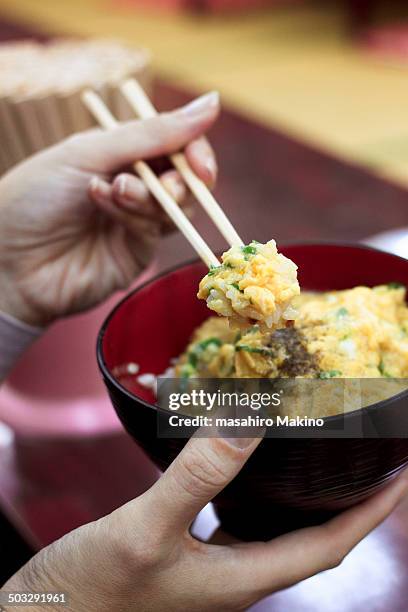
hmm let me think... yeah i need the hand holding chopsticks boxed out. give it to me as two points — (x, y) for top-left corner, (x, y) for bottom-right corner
(81, 83), (243, 269)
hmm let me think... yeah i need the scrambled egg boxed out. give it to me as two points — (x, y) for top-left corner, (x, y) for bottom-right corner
(295, 284), (408, 378)
(177, 284), (408, 416)
(179, 283), (408, 380)
(197, 240), (299, 332)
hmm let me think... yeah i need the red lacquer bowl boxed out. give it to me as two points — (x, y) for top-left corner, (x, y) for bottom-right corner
(97, 244), (408, 540)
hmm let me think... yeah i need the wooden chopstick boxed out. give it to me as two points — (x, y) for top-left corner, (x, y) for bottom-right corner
(120, 79), (244, 248)
(81, 89), (219, 269)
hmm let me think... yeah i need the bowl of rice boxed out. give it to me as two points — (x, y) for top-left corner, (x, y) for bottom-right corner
(97, 243), (408, 540)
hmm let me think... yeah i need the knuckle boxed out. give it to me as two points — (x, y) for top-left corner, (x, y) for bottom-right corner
(158, 111), (189, 142)
(64, 131), (88, 151)
(106, 509), (164, 571)
(324, 536), (347, 570)
(175, 445), (230, 498)
(327, 551), (345, 570)
(63, 127), (102, 158)
(131, 540), (163, 568)
(146, 114), (170, 141)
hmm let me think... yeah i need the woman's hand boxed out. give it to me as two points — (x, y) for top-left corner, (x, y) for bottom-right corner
(6, 433), (408, 612)
(0, 92), (219, 327)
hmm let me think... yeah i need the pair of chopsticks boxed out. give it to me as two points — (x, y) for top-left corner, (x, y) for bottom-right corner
(81, 80), (243, 268)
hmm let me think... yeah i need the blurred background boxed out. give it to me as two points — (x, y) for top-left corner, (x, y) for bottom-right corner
(2, 0), (408, 183)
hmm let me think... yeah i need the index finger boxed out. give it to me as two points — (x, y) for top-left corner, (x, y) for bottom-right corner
(63, 92), (220, 173)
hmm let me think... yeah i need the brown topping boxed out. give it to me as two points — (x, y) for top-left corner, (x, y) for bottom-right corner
(267, 327), (318, 377)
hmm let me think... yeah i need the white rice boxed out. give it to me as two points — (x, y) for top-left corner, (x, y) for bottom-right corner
(136, 365), (175, 397)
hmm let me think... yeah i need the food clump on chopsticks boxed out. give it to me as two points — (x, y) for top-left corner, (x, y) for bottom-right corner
(197, 240), (299, 332)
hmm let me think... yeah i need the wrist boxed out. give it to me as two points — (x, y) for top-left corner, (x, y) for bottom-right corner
(0, 309), (43, 382)
(0, 275), (52, 328)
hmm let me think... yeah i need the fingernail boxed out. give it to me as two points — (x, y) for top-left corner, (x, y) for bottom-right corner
(181, 91), (219, 117)
(89, 176), (110, 201)
(117, 175), (127, 198)
(89, 176), (100, 192)
(114, 182), (142, 212)
(224, 437), (263, 449)
(205, 156), (217, 180)
(217, 405), (265, 448)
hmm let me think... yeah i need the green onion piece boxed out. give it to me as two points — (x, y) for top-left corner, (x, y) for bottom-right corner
(242, 245), (257, 256)
(378, 360), (392, 378)
(180, 363), (195, 378)
(188, 352), (198, 368)
(236, 344), (274, 356)
(186, 337), (222, 371)
(207, 264), (222, 277)
(198, 337), (222, 350)
(387, 282), (405, 289)
(207, 262), (234, 277)
(319, 370), (342, 379)
(336, 307), (349, 318)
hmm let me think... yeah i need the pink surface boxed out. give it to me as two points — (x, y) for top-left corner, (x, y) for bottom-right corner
(0, 263), (157, 438)
(360, 24), (408, 62)
(112, 0), (292, 13)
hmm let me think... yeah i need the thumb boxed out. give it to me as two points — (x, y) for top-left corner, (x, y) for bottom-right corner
(142, 432), (263, 535)
(66, 91), (220, 172)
